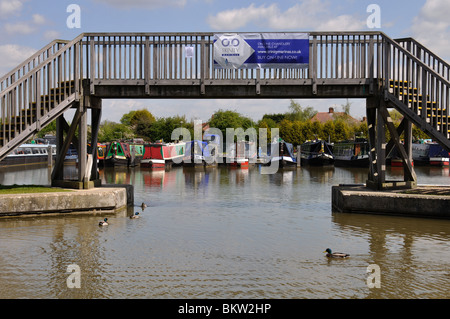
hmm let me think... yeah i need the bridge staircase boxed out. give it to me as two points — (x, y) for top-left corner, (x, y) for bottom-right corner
(0, 32), (449, 189)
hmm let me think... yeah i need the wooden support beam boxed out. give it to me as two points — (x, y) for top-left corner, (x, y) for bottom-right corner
(52, 105), (81, 181)
(90, 102), (102, 181)
(78, 97), (88, 183)
(378, 105), (417, 183)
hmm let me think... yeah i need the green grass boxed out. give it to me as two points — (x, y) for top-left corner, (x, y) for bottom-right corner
(0, 184), (72, 195)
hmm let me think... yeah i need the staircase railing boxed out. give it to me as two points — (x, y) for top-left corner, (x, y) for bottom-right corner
(381, 35), (450, 149)
(0, 34), (85, 159)
(0, 39), (69, 94)
(395, 37), (450, 83)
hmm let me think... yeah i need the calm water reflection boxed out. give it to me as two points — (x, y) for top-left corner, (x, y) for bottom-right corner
(0, 164), (449, 299)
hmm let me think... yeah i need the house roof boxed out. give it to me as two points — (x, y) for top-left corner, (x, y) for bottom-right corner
(311, 107), (360, 124)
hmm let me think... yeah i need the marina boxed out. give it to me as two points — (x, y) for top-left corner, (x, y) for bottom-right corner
(0, 164), (448, 298)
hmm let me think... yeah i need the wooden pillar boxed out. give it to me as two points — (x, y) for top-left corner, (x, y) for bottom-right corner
(52, 105), (82, 183)
(376, 105), (386, 189)
(78, 97), (88, 183)
(90, 98), (102, 182)
(366, 97), (379, 189)
(55, 115), (65, 180)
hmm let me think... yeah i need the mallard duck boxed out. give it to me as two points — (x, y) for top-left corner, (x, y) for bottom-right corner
(141, 202), (147, 210)
(130, 212), (140, 219)
(99, 218), (109, 226)
(324, 248), (350, 258)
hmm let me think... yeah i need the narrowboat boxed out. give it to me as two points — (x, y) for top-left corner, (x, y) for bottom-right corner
(128, 143), (145, 167)
(226, 141), (257, 168)
(183, 140), (218, 168)
(64, 144), (78, 165)
(104, 141), (132, 167)
(141, 141), (185, 169)
(264, 141), (298, 168)
(300, 140), (334, 166)
(428, 143), (450, 166)
(0, 143), (56, 167)
(333, 139), (370, 167)
(87, 143), (107, 167)
(412, 142), (431, 166)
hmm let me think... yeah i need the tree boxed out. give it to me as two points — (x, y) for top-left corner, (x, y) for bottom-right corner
(341, 99), (352, 115)
(208, 109), (255, 140)
(286, 99), (317, 122)
(98, 120), (134, 142)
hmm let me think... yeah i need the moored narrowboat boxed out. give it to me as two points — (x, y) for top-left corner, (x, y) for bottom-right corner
(0, 143), (56, 167)
(264, 141), (298, 168)
(300, 140), (334, 166)
(333, 139), (370, 167)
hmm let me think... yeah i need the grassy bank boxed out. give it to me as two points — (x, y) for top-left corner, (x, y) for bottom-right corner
(0, 185), (72, 195)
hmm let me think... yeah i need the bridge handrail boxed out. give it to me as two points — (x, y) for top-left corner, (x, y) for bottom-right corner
(0, 39), (70, 93)
(395, 37), (450, 82)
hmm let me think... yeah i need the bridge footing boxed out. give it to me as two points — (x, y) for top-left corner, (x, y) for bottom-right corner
(332, 184), (450, 220)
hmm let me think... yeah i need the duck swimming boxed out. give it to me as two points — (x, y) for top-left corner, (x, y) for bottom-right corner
(99, 218), (109, 226)
(140, 202), (147, 210)
(324, 248), (350, 258)
(130, 212), (140, 219)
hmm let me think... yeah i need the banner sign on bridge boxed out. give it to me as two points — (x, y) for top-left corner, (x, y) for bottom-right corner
(213, 33), (309, 70)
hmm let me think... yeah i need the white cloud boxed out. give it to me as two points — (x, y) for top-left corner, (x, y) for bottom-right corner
(0, 44), (36, 75)
(32, 13), (46, 25)
(4, 21), (35, 35)
(0, 0), (23, 19)
(93, 0), (187, 9)
(411, 0), (450, 60)
(207, 0), (365, 31)
(1, 12), (47, 36)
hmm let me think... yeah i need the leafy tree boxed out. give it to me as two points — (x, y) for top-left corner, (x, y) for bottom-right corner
(120, 111), (137, 126)
(208, 109), (255, 140)
(286, 99), (317, 122)
(98, 120), (134, 142)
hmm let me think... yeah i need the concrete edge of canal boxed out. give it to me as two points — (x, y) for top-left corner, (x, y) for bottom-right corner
(0, 184), (134, 218)
(332, 184), (450, 219)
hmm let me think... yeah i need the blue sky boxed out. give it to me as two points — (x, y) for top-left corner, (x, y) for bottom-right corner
(1, 0), (447, 123)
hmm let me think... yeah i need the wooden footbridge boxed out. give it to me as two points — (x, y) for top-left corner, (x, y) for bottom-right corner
(1, 32), (449, 190)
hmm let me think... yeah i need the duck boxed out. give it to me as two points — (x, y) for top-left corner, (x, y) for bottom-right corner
(324, 248), (350, 258)
(130, 212), (140, 219)
(140, 202), (147, 210)
(99, 218), (109, 226)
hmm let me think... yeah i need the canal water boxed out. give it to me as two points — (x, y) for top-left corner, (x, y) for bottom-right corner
(0, 164), (449, 299)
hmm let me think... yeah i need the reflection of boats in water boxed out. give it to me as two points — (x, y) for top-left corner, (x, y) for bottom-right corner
(0, 144), (56, 167)
(300, 140), (334, 166)
(333, 139), (369, 168)
(141, 142), (185, 169)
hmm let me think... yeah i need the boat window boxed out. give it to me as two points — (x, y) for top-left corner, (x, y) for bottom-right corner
(32, 148), (40, 154)
(24, 148), (32, 154)
(98, 147), (104, 157)
(41, 148), (47, 154)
